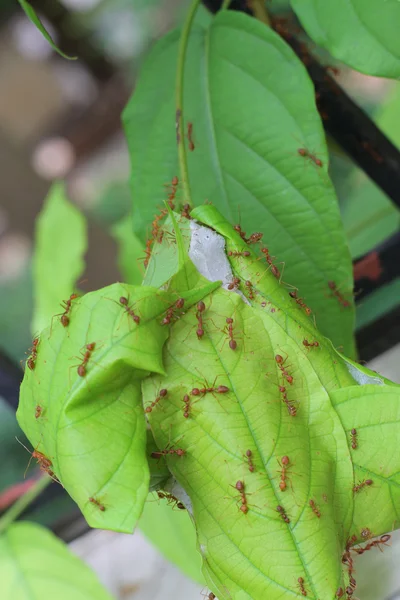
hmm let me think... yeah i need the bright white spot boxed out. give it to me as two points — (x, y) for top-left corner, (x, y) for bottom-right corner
(189, 221), (232, 286)
(347, 363), (384, 386)
(169, 481), (193, 516)
(11, 15), (54, 60)
(189, 221), (249, 304)
(32, 137), (75, 179)
(60, 0), (100, 10)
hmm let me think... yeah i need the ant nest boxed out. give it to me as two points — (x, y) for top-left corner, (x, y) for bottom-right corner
(189, 221), (249, 303)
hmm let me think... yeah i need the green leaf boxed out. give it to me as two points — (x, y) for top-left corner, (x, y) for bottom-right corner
(342, 176), (399, 259)
(17, 1), (76, 60)
(111, 215), (144, 285)
(123, 10), (355, 357)
(331, 384), (400, 540)
(144, 286), (356, 599)
(0, 522), (112, 600)
(32, 184), (87, 335)
(18, 283), (172, 533)
(290, 0), (400, 78)
(141, 206), (400, 598)
(356, 279), (400, 331)
(139, 495), (205, 585)
(17, 281), (220, 533)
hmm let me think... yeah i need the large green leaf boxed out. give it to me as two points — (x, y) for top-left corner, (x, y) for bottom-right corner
(291, 0), (400, 78)
(18, 283), (172, 533)
(111, 215), (144, 285)
(17, 1), (76, 60)
(332, 384), (400, 537)
(342, 176), (399, 259)
(140, 494), (204, 585)
(32, 184), (87, 335)
(0, 522), (112, 600)
(144, 286), (354, 599)
(123, 10), (355, 357)
(141, 206), (400, 599)
(17, 280), (219, 533)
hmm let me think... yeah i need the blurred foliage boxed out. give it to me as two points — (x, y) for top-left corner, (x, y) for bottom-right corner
(356, 280), (400, 330)
(0, 265), (32, 364)
(139, 494), (204, 585)
(341, 174), (399, 259)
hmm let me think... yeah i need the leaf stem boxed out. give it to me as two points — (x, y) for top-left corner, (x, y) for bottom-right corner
(175, 0), (202, 208)
(221, 0), (232, 8)
(248, 0), (271, 26)
(0, 476), (51, 535)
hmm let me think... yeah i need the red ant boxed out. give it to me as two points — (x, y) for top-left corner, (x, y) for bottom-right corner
(297, 577), (307, 596)
(353, 534), (391, 555)
(164, 176), (179, 209)
(350, 428), (357, 450)
(59, 293), (79, 327)
(32, 450), (54, 477)
(181, 203), (192, 220)
(345, 585), (355, 597)
(298, 148), (323, 168)
(353, 479), (373, 493)
(244, 280), (255, 300)
(303, 339), (319, 349)
(278, 386), (297, 416)
(275, 354), (294, 385)
(228, 250), (251, 258)
(336, 588), (344, 598)
(278, 456), (290, 491)
(26, 337), (39, 370)
(342, 535), (357, 594)
(234, 480), (249, 514)
(157, 491), (185, 510)
(89, 496), (105, 511)
(142, 238), (153, 269)
(196, 301), (206, 339)
(145, 388), (168, 414)
(187, 122), (195, 151)
(227, 277), (240, 290)
(289, 290), (312, 316)
(77, 342), (96, 377)
(161, 297), (185, 326)
(260, 247), (281, 280)
(309, 499), (321, 518)
(191, 376), (230, 397)
(35, 405), (43, 419)
(224, 317), (238, 350)
(277, 504), (290, 523)
(150, 207), (168, 244)
(18, 439), (56, 480)
(328, 281), (351, 309)
(233, 224), (247, 241)
(245, 449), (255, 473)
(182, 394), (191, 419)
(246, 232), (263, 244)
(119, 296), (140, 324)
(150, 446), (186, 459)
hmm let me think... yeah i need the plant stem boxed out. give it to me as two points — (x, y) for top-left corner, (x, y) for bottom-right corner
(248, 0), (271, 25)
(221, 0), (232, 9)
(0, 476), (51, 535)
(175, 0), (202, 208)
